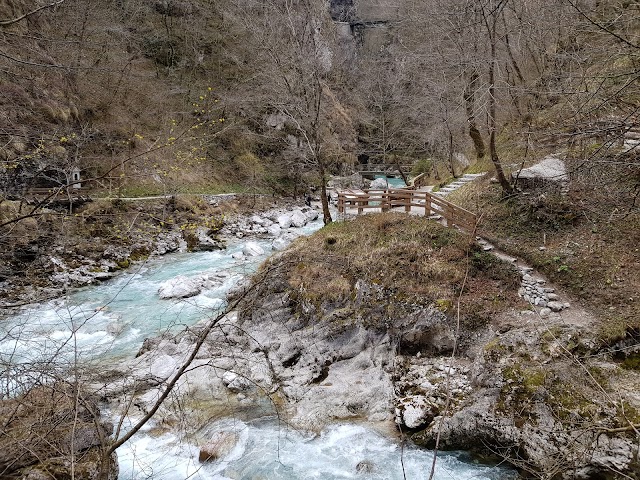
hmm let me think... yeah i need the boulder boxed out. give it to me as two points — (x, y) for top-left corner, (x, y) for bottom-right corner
(548, 301), (564, 312)
(513, 157), (569, 188)
(222, 371), (251, 392)
(267, 224), (282, 237)
(272, 238), (289, 251)
(304, 208), (319, 222)
(290, 210), (308, 228)
(198, 431), (239, 463)
(242, 242), (265, 257)
(370, 177), (389, 189)
(396, 395), (437, 430)
(231, 251), (244, 260)
(277, 214), (292, 229)
(158, 275), (202, 299)
(191, 227), (225, 252)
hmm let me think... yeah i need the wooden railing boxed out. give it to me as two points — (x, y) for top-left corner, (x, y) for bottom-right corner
(354, 164), (413, 172)
(337, 188), (478, 231)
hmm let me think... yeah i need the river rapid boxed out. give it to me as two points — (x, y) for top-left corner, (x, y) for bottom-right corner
(1, 216), (516, 480)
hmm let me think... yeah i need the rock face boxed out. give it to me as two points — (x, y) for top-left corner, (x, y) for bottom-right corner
(409, 317), (639, 479)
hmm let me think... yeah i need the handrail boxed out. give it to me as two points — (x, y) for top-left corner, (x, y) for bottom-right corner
(337, 188), (478, 232)
(354, 164), (414, 172)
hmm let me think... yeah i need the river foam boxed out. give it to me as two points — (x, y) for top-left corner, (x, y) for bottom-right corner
(117, 418), (515, 480)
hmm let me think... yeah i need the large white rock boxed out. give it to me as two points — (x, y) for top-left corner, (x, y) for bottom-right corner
(515, 157), (568, 182)
(158, 275), (202, 299)
(397, 395), (436, 429)
(290, 210), (308, 228)
(222, 371), (251, 392)
(242, 242), (265, 257)
(370, 177), (389, 189)
(149, 354), (178, 380)
(267, 224), (282, 237)
(272, 238), (289, 251)
(277, 214), (292, 229)
(304, 208), (319, 221)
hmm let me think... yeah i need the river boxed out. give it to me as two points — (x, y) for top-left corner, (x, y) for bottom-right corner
(0, 216), (516, 479)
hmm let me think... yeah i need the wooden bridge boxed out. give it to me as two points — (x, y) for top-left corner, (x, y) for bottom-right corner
(337, 188), (478, 232)
(355, 163), (412, 179)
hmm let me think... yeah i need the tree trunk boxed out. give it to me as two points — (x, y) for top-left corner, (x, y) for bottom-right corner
(448, 130), (457, 178)
(319, 163), (332, 225)
(464, 72), (486, 160)
(394, 157), (409, 185)
(487, 21), (513, 194)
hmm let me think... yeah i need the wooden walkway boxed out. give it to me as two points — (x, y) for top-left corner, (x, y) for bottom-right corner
(337, 187), (478, 232)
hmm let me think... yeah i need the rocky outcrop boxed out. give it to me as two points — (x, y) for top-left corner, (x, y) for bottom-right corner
(370, 177), (389, 189)
(408, 317), (639, 479)
(93, 213), (637, 479)
(220, 206), (319, 239)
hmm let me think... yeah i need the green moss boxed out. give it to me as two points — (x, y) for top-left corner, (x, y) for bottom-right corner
(435, 298), (453, 312)
(483, 338), (508, 361)
(621, 353), (640, 371)
(116, 258), (130, 269)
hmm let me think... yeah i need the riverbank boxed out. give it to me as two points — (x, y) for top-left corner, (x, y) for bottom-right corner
(0, 194), (318, 309)
(2, 202), (638, 479)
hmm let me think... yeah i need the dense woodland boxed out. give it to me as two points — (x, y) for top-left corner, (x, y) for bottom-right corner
(1, 0), (640, 478)
(1, 0), (638, 322)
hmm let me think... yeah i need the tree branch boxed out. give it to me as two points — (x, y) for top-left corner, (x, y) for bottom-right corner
(0, 0), (64, 27)
(564, 0), (640, 50)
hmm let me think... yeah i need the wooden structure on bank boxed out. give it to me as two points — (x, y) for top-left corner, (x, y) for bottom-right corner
(25, 186), (92, 209)
(337, 188), (478, 232)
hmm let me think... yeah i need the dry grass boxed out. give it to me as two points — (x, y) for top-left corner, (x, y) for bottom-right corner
(260, 213), (521, 328)
(453, 181), (640, 343)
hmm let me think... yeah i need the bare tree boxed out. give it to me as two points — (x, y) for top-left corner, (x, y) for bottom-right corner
(227, 0), (358, 225)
